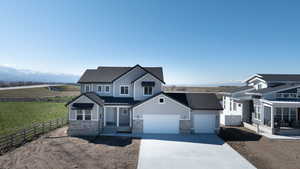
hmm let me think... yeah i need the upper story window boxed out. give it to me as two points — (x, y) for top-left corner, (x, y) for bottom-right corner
(105, 85), (110, 93)
(97, 85), (110, 93)
(120, 85), (129, 95)
(97, 85), (102, 92)
(85, 85), (90, 92)
(257, 84), (262, 89)
(144, 86), (153, 96)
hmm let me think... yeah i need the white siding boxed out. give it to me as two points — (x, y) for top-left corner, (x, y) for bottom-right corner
(220, 96), (243, 126)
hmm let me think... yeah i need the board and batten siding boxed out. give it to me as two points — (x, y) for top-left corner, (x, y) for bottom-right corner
(132, 94), (190, 120)
(133, 73), (163, 101)
(113, 66), (145, 97)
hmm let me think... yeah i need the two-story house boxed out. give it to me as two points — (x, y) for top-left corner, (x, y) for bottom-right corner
(66, 64), (222, 135)
(222, 74), (300, 135)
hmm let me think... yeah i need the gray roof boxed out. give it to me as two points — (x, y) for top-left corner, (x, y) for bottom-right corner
(247, 84), (300, 94)
(257, 74), (300, 82)
(78, 65), (164, 83)
(164, 92), (223, 110)
(66, 92), (104, 106)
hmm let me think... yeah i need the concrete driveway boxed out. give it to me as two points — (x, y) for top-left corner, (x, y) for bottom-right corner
(137, 134), (256, 169)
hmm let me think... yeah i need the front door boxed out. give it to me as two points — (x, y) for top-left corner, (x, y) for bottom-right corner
(298, 108), (300, 121)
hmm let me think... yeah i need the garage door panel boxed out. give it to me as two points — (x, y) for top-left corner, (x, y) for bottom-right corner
(194, 114), (216, 133)
(143, 115), (180, 134)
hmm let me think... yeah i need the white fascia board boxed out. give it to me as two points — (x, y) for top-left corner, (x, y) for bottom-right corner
(242, 74), (263, 83)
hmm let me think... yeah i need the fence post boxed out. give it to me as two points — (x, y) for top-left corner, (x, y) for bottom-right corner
(33, 125), (36, 137)
(10, 134), (14, 148)
(49, 120), (52, 131)
(42, 122), (45, 134)
(22, 129), (26, 143)
(56, 118), (59, 128)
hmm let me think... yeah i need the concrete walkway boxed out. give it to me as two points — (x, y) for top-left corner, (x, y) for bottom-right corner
(137, 134), (256, 169)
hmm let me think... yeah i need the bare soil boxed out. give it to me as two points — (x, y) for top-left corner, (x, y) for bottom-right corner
(0, 127), (140, 169)
(219, 126), (300, 169)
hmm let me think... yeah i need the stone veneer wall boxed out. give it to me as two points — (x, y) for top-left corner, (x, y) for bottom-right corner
(180, 120), (191, 134)
(132, 119), (143, 134)
(68, 120), (101, 136)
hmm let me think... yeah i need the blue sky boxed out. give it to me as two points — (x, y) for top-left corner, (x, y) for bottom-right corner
(0, 0), (300, 85)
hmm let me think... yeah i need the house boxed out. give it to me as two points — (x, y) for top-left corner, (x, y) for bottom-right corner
(221, 74), (300, 135)
(66, 64), (222, 135)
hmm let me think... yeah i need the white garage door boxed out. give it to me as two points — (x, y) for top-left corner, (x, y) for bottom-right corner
(194, 114), (216, 133)
(143, 115), (180, 134)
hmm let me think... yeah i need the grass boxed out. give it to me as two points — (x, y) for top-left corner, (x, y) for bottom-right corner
(0, 102), (68, 135)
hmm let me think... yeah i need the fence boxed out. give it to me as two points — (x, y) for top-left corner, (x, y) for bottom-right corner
(0, 117), (68, 155)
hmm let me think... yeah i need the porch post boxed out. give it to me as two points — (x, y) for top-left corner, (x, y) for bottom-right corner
(129, 109), (132, 127)
(117, 107), (119, 127)
(271, 106), (274, 129)
(103, 107), (106, 127)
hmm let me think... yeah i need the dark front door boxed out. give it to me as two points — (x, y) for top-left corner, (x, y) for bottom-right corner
(298, 108), (300, 120)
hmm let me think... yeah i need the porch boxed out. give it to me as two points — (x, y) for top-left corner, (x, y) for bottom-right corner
(103, 106), (132, 133)
(254, 100), (300, 135)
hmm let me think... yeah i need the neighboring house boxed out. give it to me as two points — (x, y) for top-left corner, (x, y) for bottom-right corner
(222, 74), (300, 135)
(66, 64), (222, 135)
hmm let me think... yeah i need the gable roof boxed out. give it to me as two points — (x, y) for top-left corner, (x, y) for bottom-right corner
(247, 84), (300, 95)
(244, 74), (300, 83)
(133, 92), (223, 110)
(78, 64), (164, 83)
(65, 92), (104, 106)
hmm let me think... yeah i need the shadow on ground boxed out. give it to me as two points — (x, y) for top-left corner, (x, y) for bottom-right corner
(219, 127), (262, 142)
(137, 134), (224, 145)
(76, 136), (136, 147)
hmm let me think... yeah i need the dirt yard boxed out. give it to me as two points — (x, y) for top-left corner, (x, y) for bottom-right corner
(219, 126), (300, 169)
(0, 127), (140, 169)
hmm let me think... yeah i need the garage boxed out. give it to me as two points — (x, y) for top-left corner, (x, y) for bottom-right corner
(143, 114), (180, 134)
(193, 114), (216, 133)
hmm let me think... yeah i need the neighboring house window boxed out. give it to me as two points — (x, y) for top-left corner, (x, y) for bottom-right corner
(144, 86), (153, 95)
(120, 86), (129, 95)
(254, 105), (261, 120)
(257, 84), (262, 89)
(223, 98), (226, 109)
(105, 85), (110, 93)
(97, 85), (102, 92)
(76, 110), (83, 120)
(229, 100), (232, 111)
(233, 102), (237, 111)
(85, 85), (90, 92)
(159, 97), (165, 104)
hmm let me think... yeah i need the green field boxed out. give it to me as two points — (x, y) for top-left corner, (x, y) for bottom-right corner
(0, 102), (68, 135)
(0, 85), (80, 98)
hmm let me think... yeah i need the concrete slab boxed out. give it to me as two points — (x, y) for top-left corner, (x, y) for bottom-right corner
(137, 134), (256, 169)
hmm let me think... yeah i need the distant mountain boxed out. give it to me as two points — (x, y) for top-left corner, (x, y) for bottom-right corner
(0, 66), (79, 83)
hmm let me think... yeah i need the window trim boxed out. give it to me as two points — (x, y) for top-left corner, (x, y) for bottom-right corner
(143, 86), (153, 96)
(97, 85), (102, 92)
(76, 109), (92, 121)
(120, 85), (129, 95)
(85, 84), (91, 92)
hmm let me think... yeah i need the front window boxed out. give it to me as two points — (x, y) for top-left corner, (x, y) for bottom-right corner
(283, 108), (289, 121)
(76, 110), (83, 120)
(290, 108), (297, 121)
(120, 86), (129, 95)
(144, 86), (153, 95)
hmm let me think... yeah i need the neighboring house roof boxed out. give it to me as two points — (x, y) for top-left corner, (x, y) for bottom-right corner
(247, 84), (300, 95)
(133, 92), (223, 110)
(244, 73), (300, 83)
(78, 64), (164, 83)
